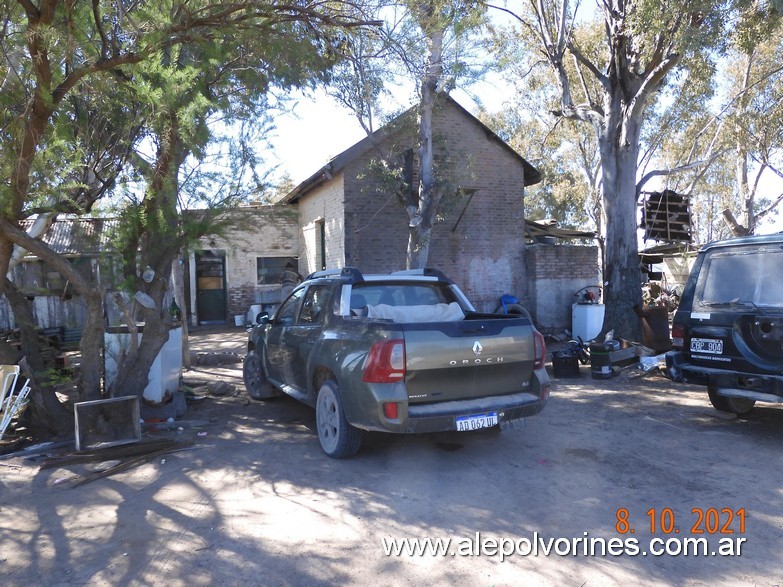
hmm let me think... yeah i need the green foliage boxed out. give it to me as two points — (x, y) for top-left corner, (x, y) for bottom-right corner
(647, 10), (783, 239)
(487, 0), (783, 242)
(732, 0), (782, 53)
(1, 0), (385, 406)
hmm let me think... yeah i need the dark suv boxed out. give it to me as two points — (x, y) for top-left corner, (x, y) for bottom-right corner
(666, 233), (783, 414)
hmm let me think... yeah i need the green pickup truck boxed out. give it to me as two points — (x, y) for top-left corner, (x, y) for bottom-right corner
(243, 267), (550, 458)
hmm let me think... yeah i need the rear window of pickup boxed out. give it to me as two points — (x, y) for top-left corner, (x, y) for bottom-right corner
(335, 281), (472, 319)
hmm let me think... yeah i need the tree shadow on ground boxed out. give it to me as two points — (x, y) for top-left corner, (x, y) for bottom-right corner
(2, 367), (781, 585)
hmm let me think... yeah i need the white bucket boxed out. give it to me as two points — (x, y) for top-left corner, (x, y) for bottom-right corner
(234, 315), (244, 327)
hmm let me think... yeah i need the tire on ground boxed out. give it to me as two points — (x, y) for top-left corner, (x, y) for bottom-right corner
(315, 380), (362, 458)
(242, 350), (278, 400)
(708, 386), (755, 415)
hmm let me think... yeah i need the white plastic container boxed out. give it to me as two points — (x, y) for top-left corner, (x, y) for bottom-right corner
(572, 303), (605, 342)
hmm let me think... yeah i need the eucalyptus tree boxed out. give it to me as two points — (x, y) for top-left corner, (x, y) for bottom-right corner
(0, 0), (377, 435)
(721, 9), (783, 234)
(494, 0), (737, 340)
(634, 2), (782, 241)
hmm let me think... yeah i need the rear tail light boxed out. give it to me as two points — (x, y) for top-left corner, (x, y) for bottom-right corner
(533, 329), (546, 370)
(363, 339), (406, 383)
(671, 323), (686, 349)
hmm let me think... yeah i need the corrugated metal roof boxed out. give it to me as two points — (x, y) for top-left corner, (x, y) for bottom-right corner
(525, 219), (597, 240)
(18, 218), (121, 256)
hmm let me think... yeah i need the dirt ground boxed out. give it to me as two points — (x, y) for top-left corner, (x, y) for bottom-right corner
(1, 326), (781, 586)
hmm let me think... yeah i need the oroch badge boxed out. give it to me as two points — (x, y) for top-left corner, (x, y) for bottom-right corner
(472, 341), (483, 356)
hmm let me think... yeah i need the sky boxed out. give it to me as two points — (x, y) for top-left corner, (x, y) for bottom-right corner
(264, 91), (369, 186)
(264, 85), (783, 236)
(264, 81), (509, 188)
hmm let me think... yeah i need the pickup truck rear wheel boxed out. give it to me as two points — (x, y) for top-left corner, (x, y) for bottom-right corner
(316, 381), (362, 458)
(708, 386), (755, 415)
(243, 350), (277, 400)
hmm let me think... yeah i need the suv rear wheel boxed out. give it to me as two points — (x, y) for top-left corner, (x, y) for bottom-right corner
(708, 385), (756, 415)
(316, 380), (362, 458)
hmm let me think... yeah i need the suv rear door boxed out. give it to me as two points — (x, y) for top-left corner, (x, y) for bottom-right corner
(684, 240), (783, 373)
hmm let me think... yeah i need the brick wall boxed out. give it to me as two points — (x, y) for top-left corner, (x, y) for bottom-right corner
(298, 176), (346, 274)
(340, 100), (530, 312)
(526, 243), (601, 334)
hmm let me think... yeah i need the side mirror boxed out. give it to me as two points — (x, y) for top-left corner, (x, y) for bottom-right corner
(256, 312), (269, 325)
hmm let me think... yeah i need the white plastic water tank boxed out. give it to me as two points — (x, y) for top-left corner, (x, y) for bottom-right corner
(572, 303), (605, 342)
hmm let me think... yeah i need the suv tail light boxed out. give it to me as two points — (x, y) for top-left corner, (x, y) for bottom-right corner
(533, 329), (546, 370)
(363, 339), (406, 383)
(671, 323), (687, 349)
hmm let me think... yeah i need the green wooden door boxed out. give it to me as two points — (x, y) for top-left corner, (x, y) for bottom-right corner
(195, 251), (227, 324)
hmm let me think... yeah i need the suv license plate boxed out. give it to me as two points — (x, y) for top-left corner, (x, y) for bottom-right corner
(456, 412), (498, 431)
(691, 338), (723, 354)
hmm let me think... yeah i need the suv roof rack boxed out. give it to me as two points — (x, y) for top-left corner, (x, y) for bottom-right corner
(391, 267), (454, 284)
(304, 267), (364, 283)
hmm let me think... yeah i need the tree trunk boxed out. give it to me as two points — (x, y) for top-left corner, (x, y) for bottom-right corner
(735, 51), (755, 234)
(79, 289), (105, 401)
(598, 116), (643, 342)
(407, 20), (444, 270)
(111, 112), (184, 399)
(109, 268), (175, 399)
(4, 281), (72, 438)
(109, 314), (171, 399)
(407, 226), (432, 270)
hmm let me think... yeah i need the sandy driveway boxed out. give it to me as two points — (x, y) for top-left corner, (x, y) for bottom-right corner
(1, 327), (781, 586)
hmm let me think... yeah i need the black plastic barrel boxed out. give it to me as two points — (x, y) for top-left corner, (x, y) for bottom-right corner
(590, 343), (613, 379)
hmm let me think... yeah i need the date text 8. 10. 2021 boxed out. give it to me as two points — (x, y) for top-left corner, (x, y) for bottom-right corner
(615, 508), (746, 535)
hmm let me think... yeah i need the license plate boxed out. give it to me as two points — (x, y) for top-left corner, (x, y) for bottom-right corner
(455, 412), (498, 431)
(690, 338), (723, 354)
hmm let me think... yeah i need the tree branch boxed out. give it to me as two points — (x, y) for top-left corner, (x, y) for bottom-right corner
(756, 192), (783, 221)
(629, 53), (680, 121)
(567, 40), (609, 91)
(636, 149), (728, 194)
(0, 218), (93, 294)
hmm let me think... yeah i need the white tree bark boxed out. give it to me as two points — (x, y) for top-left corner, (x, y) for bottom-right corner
(407, 21), (445, 269)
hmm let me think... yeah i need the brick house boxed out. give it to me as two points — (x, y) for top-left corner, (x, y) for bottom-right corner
(187, 205), (299, 325)
(0, 100), (600, 334)
(278, 96), (546, 313)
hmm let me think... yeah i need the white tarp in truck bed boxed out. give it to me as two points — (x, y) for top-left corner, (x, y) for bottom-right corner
(365, 302), (465, 323)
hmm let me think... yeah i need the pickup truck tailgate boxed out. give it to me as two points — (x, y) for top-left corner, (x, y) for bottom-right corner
(401, 319), (534, 404)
